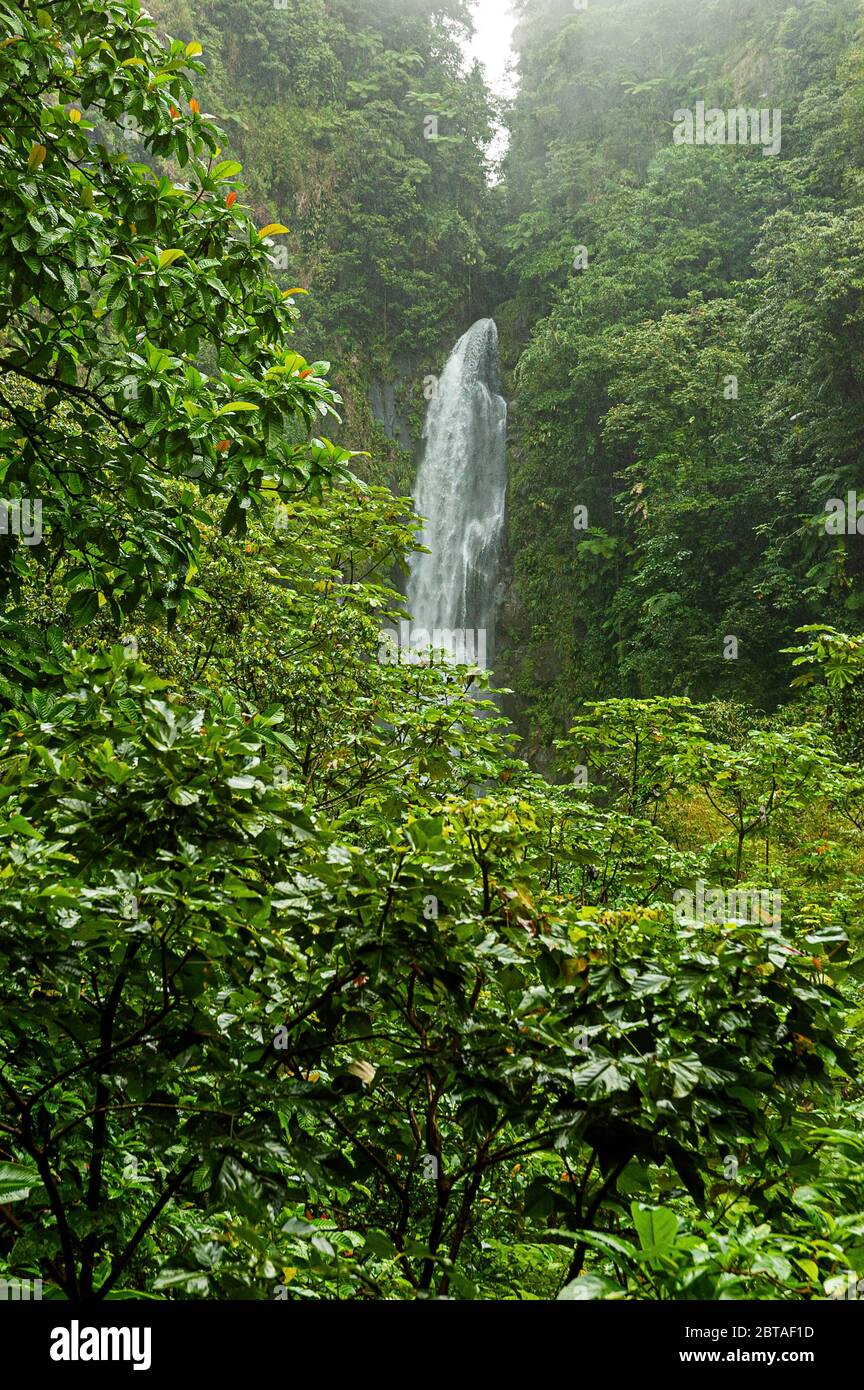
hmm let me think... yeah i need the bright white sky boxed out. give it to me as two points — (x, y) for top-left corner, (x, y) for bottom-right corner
(464, 0), (518, 99)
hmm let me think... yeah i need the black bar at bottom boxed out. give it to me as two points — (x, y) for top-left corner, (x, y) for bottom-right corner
(4, 1297), (858, 1377)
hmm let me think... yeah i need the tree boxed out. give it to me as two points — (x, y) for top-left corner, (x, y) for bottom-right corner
(0, 0), (350, 687)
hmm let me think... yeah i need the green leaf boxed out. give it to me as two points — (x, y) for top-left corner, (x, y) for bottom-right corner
(631, 1204), (679, 1257)
(65, 590), (100, 626)
(558, 1272), (622, 1300)
(0, 1163), (42, 1202)
(0, 815), (41, 839)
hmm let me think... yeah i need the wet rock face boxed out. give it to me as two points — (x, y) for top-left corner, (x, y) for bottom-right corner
(368, 377), (412, 447)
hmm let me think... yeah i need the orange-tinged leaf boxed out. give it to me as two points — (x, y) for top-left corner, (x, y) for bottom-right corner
(225, 191), (237, 208)
(27, 144), (47, 170)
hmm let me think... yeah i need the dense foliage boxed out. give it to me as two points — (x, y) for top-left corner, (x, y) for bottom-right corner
(144, 0), (501, 490)
(498, 0), (864, 742)
(0, 0), (863, 1305)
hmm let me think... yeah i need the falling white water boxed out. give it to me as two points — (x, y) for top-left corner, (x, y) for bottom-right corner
(406, 318), (507, 666)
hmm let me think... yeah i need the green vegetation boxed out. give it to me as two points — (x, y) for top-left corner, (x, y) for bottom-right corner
(0, 0), (863, 1305)
(499, 0), (864, 739)
(145, 0), (500, 489)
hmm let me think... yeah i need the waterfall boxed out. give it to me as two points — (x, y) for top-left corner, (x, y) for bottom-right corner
(406, 318), (507, 667)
